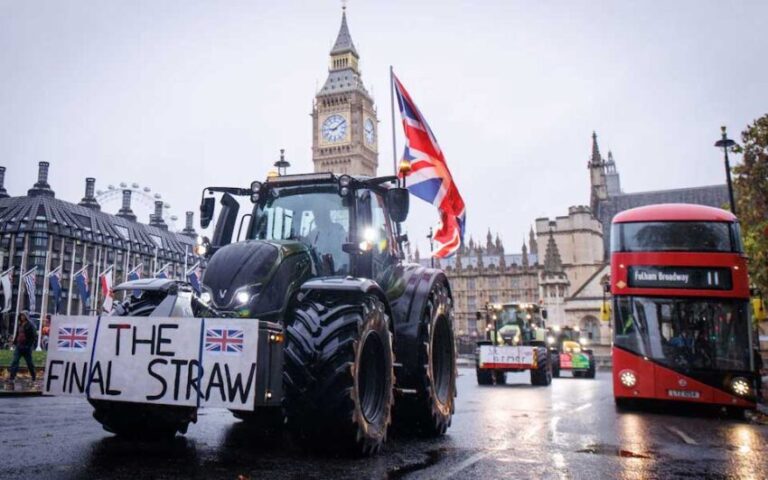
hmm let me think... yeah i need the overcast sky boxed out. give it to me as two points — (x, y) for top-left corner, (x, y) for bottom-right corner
(2, 0), (766, 255)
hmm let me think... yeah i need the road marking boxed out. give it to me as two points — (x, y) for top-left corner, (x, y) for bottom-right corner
(666, 426), (698, 445)
(444, 425), (543, 478)
(443, 450), (496, 479)
(573, 402), (592, 412)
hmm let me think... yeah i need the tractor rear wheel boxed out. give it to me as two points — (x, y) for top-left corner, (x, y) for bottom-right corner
(283, 295), (394, 456)
(476, 368), (494, 385)
(393, 281), (457, 437)
(585, 353), (596, 378)
(530, 347), (552, 386)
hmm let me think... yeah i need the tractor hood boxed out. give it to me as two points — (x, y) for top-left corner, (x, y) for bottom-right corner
(202, 240), (312, 313)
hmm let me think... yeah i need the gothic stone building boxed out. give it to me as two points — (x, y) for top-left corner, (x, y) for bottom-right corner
(0, 162), (199, 331)
(312, 9), (379, 176)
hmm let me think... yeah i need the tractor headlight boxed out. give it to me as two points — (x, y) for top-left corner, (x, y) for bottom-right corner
(359, 227), (377, 251)
(200, 291), (212, 305)
(619, 369), (637, 387)
(235, 291), (251, 305)
(731, 377), (750, 396)
(547, 335), (555, 345)
(250, 181), (263, 203)
(339, 175), (353, 196)
(553, 325), (561, 333)
(579, 337), (588, 346)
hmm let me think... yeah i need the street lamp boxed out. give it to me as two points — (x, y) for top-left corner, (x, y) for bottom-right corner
(714, 126), (738, 215)
(274, 149), (290, 176)
(426, 227), (434, 268)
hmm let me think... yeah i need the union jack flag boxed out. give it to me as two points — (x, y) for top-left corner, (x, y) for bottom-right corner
(186, 262), (202, 295)
(393, 73), (466, 258)
(58, 325), (89, 351)
(22, 267), (37, 312)
(205, 328), (244, 355)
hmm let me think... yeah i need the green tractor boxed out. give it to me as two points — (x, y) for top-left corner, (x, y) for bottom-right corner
(79, 172), (457, 456)
(475, 302), (552, 386)
(548, 326), (596, 379)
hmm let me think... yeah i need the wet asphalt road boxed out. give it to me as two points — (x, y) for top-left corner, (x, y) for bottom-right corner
(2, 368), (768, 480)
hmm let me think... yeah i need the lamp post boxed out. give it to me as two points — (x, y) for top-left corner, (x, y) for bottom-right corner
(714, 126), (738, 215)
(274, 149), (290, 176)
(427, 227), (434, 268)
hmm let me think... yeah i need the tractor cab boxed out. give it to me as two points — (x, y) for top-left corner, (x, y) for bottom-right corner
(196, 173), (410, 318)
(487, 302), (547, 346)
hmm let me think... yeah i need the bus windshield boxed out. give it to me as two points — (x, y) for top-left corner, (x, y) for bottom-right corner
(611, 221), (739, 252)
(614, 296), (751, 372)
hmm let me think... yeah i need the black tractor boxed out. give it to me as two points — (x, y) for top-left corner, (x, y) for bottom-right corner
(89, 172), (457, 456)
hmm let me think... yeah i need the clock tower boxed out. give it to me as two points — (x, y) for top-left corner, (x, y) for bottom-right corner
(312, 7), (378, 176)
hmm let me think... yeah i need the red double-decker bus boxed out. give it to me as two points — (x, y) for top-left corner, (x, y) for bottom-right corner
(611, 204), (759, 411)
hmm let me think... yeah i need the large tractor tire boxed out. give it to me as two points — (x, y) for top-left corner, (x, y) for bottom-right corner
(493, 370), (507, 385)
(393, 281), (457, 437)
(476, 368), (494, 385)
(585, 353), (596, 379)
(552, 353), (561, 378)
(89, 294), (196, 439)
(530, 347), (552, 386)
(283, 294), (394, 456)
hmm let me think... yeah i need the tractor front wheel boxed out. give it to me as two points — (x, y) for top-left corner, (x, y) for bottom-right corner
(530, 347), (552, 386)
(283, 295), (394, 456)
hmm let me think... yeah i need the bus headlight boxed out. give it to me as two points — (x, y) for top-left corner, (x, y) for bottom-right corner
(619, 369), (637, 387)
(731, 377), (750, 396)
(547, 335), (555, 345)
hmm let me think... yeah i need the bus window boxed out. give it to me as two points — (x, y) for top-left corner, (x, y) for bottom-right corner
(612, 222), (733, 252)
(615, 296), (750, 371)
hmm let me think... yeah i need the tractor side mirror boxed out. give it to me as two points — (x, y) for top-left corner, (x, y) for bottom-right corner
(541, 309), (548, 320)
(211, 193), (240, 248)
(200, 197), (215, 229)
(386, 188), (410, 223)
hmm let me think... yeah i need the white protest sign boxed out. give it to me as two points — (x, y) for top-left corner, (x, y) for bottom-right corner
(200, 318), (260, 410)
(44, 315), (99, 396)
(88, 317), (203, 406)
(43, 316), (259, 410)
(478, 345), (535, 369)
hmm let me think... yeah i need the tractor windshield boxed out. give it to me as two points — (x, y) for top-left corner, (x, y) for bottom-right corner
(250, 186), (350, 274)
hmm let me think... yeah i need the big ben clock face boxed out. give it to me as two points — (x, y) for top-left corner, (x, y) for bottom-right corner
(364, 118), (376, 144)
(321, 114), (348, 142)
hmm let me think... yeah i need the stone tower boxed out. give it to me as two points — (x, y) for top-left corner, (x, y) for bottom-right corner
(312, 7), (378, 176)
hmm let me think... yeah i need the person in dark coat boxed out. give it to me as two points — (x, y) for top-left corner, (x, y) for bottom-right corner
(9, 311), (37, 381)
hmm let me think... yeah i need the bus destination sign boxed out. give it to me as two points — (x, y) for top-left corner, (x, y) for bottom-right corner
(627, 266), (732, 290)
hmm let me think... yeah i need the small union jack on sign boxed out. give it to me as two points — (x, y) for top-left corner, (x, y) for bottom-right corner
(205, 328), (244, 355)
(58, 325), (89, 351)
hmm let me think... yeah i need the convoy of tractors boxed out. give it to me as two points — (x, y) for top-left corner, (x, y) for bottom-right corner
(42, 169), (602, 457)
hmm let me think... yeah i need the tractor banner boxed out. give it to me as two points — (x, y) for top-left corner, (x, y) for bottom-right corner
(44, 315), (259, 411)
(478, 345), (535, 369)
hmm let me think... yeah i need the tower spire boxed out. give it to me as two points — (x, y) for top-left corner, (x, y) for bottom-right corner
(589, 131), (603, 167)
(331, 5), (358, 58)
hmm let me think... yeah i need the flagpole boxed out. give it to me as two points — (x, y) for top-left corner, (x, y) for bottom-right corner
(66, 241), (77, 316)
(57, 237), (65, 314)
(12, 233), (29, 340)
(37, 240), (53, 350)
(123, 242), (131, 301)
(389, 65), (398, 178)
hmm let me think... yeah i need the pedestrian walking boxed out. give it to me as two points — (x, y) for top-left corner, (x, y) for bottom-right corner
(9, 311), (37, 382)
